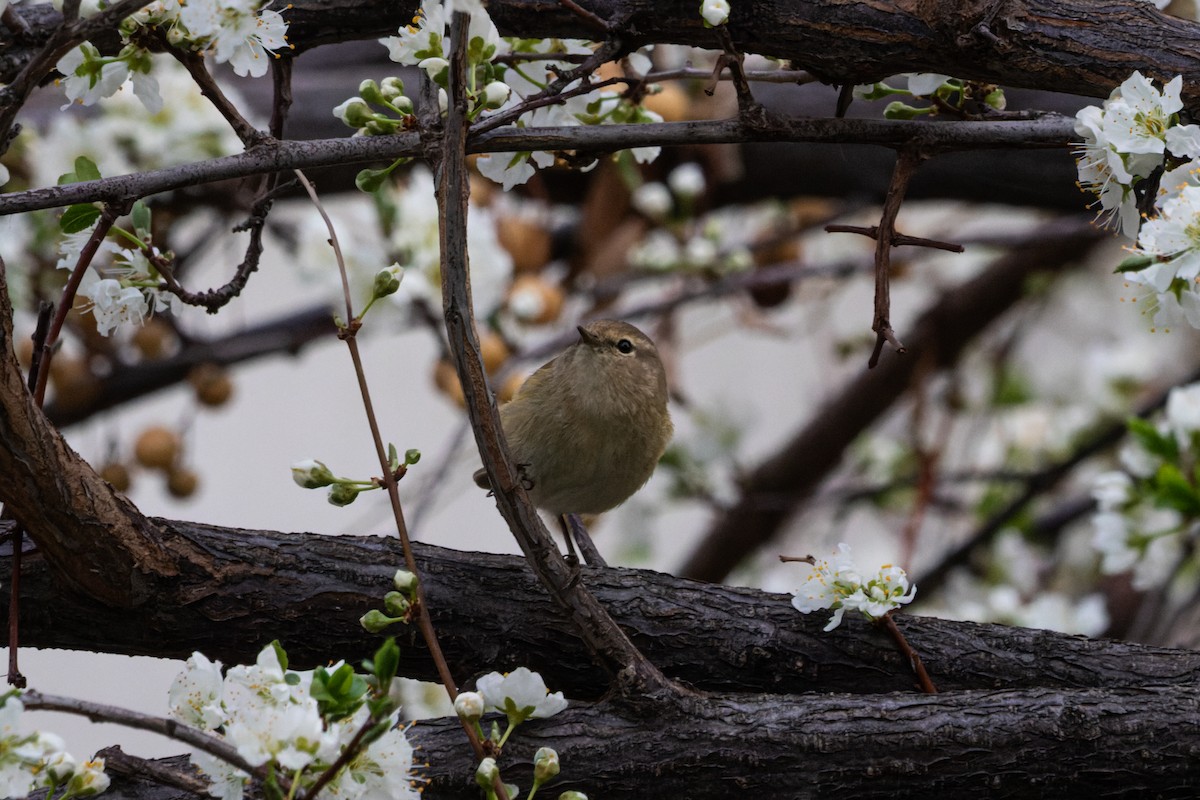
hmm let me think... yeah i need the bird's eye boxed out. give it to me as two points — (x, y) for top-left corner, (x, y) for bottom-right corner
(616, 338), (635, 354)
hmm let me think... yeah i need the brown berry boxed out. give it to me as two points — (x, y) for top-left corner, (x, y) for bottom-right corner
(132, 318), (176, 360)
(479, 332), (510, 375)
(48, 357), (101, 413)
(134, 426), (181, 470)
(166, 467), (199, 498)
(189, 363), (234, 407)
(496, 216), (552, 274)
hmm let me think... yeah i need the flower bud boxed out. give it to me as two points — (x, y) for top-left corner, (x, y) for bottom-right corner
(393, 569), (417, 593)
(381, 76), (406, 101)
(383, 590), (411, 617)
(328, 483), (360, 506)
(475, 757), (499, 789)
(558, 792), (589, 800)
(699, 0), (730, 26)
(359, 78), (386, 105)
(667, 162), (706, 199)
(481, 81), (511, 109)
(333, 97), (372, 128)
(372, 264), (404, 299)
(292, 459), (335, 488)
(455, 691), (484, 721)
(631, 182), (672, 219)
(360, 609), (398, 633)
(533, 746), (560, 783)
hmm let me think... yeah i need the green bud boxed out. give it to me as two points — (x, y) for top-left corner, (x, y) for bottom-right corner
(475, 757), (499, 789)
(393, 569), (418, 593)
(360, 609), (399, 633)
(558, 792), (589, 800)
(405, 448), (422, 465)
(292, 459), (336, 489)
(328, 483), (360, 506)
(533, 747), (560, 783)
(984, 87), (1007, 110)
(372, 265), (403, 298)
(334, 97), (373, 128)
(383, 591), (411, 617)
(393, 95), (415, 114)
(882, 100), (934, 120)
(359, 78), (386, 106)
(481, 81), (511, 110)
(381, 76), (406, 101)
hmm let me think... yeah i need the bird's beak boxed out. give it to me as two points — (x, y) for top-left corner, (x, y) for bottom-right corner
(577, 325), (600, 346)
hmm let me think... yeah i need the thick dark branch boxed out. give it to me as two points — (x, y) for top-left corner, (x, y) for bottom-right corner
(3, 519), (1200, 699)
(79, 685), (1200, 799)
(6, 0), (1200, 107)
(0, 115), (1075, 216)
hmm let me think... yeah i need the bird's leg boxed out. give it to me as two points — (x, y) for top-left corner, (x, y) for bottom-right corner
(556, 513), (580, 564)
(562, 513), (607, 567)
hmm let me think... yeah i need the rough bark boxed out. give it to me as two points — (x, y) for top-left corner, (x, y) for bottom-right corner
(4, 519), (1200, 699)
(6, 0), (1200, 106)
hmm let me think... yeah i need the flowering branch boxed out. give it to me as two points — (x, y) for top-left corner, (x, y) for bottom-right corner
(0, 115), (1076, 217)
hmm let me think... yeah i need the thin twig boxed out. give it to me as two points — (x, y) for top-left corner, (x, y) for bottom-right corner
(33, 201), (130, 406)
(864, 148), (925, 368)
(0, 115), (1077, 217)
(23, 691), (267, 781)
(824, 224), (965, 253)
(289, 169), (488, 770)
(878, 612), (938, 694)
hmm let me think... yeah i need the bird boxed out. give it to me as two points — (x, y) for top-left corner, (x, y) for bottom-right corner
(473, 319), (673, 562)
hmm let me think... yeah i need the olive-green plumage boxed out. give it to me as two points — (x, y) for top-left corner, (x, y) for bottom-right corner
(474, 320), (673, 515)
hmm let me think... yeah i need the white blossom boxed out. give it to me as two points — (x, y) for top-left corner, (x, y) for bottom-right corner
(790, 543), (916, 631)
(699, 0), (730, 26)
(168, 651), (227, 729)
(907, 73), (950, 97)
(667, 162), (706, 199)
(1127, 185), (1200, 292)
(476, 667), (568, 723)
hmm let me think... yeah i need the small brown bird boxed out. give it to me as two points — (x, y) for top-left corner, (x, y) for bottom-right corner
(473, 320), (673, 556)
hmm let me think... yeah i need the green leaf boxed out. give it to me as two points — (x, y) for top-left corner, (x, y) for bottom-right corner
(270, 640), (289, 672)
(74, 156), (101, 182)
(883, 101), (934, 120)
(131, 200), (152, 237)
(356, 167), (391, 193)
(370, 637), (400, 693)
(1152, 463), (1200, 515)
(60, 204), (101, 234)
(1115, 253), (1157, 273)
(404, 448), (421, 465)
(1128, 417), (1178, 463)
(388, 443), (399, 470)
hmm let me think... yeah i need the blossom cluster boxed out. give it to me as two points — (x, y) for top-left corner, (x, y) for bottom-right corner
(790, 543), (917, 631)
(1089, 382), (1200, 590)
(335, 1), (662, 190)
(0, 694), (109, 799)
(56, 0), (288, 115)
(168, 643), (420, 800)
(1074, 72), (1200, 330)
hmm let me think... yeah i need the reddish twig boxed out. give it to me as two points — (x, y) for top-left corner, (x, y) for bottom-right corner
(879, 612), (938, 694)
(824, 224), (965, 253)
(866, 148), (925, 368)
